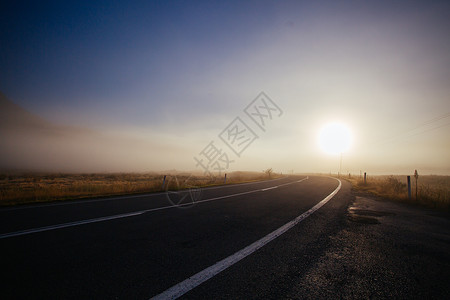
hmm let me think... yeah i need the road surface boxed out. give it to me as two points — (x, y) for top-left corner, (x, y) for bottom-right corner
(1, 176), (449, 299)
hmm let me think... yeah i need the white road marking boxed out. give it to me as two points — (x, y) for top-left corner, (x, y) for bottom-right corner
(261, 186), (277, 191)
(150, 177), (341, 300)
(0, 177), (289, 211)
(260, 177), (308, 191)
(204, 176), (286, 190)
(0, 177), (308, 239)
(0, 211), (146, 239)
(0, 192), (168, 212)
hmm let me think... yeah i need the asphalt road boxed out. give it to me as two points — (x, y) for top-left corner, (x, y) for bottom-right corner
(1, 176), (449, 299)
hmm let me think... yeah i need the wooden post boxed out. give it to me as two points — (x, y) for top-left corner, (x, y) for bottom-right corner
(414, 170), (419, 200)
(162, 175), (167, 190)
(407, 176), (411, 200)
(224, 173), (227, 184)
(364, 172), (366, 184)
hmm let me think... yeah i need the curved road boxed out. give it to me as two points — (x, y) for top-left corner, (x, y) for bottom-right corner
(1, 176), (449, 299)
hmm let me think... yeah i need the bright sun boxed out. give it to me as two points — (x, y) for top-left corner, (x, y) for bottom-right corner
(318, 122), (352, 155)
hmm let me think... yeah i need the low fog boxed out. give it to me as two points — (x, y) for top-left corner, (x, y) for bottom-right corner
(2, 91), (449, 175)
(0, 93), (193, 172)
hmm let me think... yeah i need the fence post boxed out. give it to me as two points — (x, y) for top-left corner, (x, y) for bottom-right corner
(364, 172), (366, 184)
(162, 175), (166, 190)
(414, 170), (419, 200)
(407, 175), (411, 200)
(224, 173), (227, 184)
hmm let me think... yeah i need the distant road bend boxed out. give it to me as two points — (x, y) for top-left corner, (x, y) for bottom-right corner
(3, 175), (447, 299)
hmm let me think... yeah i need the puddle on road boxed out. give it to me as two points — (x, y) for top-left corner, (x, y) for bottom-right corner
(347, 197), (396, 224)
(348, 208), (396, 217)
(347, 214), (380, 224)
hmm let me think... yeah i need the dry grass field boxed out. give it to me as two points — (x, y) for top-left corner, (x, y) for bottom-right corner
(2, 171), (447, 210)
(0, 171), (281, 206)
(345, 174), (450, 211)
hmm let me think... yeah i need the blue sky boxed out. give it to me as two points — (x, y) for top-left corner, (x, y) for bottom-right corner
(2, 1), (280, 125)
(1, 0), (449, 174)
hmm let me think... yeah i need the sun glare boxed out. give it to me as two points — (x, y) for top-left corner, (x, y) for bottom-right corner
(318, 122), (352, 155)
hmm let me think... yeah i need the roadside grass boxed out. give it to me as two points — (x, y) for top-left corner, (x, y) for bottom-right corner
(0, 171), (283, 207)
(343, 174), (450, 212)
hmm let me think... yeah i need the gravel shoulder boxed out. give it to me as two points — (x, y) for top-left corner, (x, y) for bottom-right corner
(289, 193), (450, 299)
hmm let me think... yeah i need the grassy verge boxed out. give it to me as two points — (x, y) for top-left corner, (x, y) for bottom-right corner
(0, 171), (283, 207)
(343, 174), (450, 212)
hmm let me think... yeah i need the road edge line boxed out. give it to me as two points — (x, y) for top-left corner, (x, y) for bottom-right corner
(150, 177), (341, 300)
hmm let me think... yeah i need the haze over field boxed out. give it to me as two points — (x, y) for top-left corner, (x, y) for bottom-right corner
(1, 1), (449, 175)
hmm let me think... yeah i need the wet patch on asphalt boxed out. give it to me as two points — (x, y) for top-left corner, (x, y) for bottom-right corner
(287, 193), (450, 299)
(347, 214), (380, 224)
(347, 196), (396, 224)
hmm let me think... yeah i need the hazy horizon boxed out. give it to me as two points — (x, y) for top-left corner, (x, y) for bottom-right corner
(1, 1), (449, 175)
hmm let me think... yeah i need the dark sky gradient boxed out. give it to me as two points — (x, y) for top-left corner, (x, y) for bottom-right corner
(1, 0), (449, 173)
(2, 1), (279, 125)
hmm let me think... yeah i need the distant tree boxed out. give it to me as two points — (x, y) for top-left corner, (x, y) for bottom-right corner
(263, 168), (273, 178)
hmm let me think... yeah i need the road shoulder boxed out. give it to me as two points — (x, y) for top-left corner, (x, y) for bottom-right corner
(289, 192), (450, 299)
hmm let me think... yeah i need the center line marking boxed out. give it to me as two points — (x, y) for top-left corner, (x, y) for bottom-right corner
(150, 177), (341, 300)
(0, 177), (308, 239)
(1, 177), (288, 212)
(261, 186), (278, 191)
